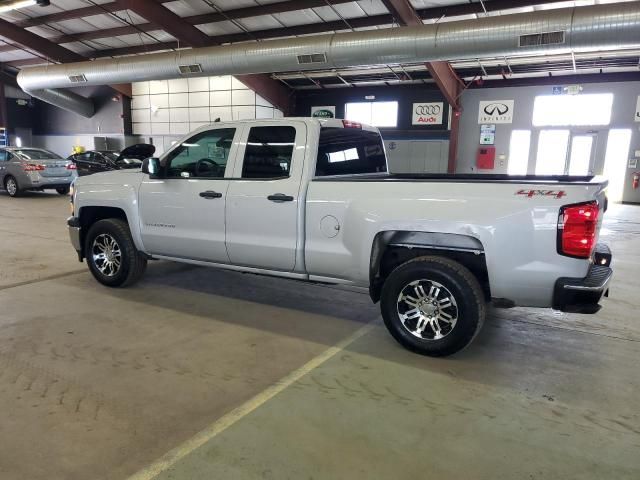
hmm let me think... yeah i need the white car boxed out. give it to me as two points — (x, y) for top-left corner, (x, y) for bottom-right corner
(67, 118), (612, 356)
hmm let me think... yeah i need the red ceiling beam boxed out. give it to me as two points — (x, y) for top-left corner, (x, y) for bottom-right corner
(0, 16), (85, 64)
(113, 0), (293, 113)
(381, 0), (463, 173)
(9, 0), (564, 53)
(0, 16), (131, 98)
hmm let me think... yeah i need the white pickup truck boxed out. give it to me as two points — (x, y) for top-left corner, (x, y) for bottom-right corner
(67, 118), (612, 356)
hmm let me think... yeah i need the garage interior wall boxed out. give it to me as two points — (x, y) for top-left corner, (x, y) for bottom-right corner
(130, 76), (283, 156)
(28, 85), (133, 157)
(457, 79), (640, 202)
(295, 84), (451, 173)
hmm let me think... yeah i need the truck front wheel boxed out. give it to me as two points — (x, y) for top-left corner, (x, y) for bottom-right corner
(85, 218), (147, 287)
(380, 256), (485, 357)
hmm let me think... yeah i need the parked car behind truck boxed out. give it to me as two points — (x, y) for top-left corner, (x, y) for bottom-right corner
(68, 144), (155, 177)
(67, 118), (613, 357)
(0, 147), (77, 197)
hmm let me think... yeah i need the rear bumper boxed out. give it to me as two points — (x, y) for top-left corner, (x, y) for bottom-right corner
(553, 244), (612, 314)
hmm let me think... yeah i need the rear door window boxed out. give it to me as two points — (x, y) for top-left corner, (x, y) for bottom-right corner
(316, 128), (387, 176)
(241, 126), (296, 179)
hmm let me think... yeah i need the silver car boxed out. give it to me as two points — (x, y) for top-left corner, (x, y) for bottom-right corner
(0, 147), (78, 197)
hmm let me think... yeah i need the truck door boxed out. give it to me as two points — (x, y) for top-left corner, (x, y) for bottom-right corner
(225, 122), (307, 272)
(138, 127), (239, 263)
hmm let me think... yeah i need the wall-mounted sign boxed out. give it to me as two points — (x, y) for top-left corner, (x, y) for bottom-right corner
(412, 102), (444, 125)
(311, 106), (336, 118)
(478, 100), (514, 124)
(480, 124), (496, 145)
(635, 96), (640, 123)
(552, 86), (564, 95)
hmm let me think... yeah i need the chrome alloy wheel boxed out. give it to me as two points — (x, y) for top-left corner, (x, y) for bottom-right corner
(396, 279), (458, 340)
(92, 233), (122, 277)
(6, 178), (17, 196)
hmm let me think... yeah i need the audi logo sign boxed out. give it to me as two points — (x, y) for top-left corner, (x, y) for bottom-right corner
(478, 100), (514, 124)
(412, 102), (444, 126)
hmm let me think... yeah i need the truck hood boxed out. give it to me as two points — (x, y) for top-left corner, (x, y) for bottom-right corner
(75, 169), (144, 186)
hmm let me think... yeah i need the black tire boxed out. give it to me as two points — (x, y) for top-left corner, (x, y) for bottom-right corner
(4, 175), (21, 197)
(85, 218), (147, 288)
(56, 187), (70, 195)
(380, 256), (486, 357)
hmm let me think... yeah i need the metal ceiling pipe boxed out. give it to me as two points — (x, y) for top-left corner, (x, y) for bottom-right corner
(27, 87), (95, 118)
(16, 2), (640, 115)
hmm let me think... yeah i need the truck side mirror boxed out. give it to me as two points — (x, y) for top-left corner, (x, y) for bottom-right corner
(142, 157), (161, 178)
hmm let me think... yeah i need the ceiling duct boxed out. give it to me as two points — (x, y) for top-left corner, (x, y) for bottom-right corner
(16, 2), (640, 117)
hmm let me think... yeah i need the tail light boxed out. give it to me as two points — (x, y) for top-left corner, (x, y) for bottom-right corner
(557, 201), (600, 258)
(342, 120), (362, 129)
(66, 163), (77, 170)
(23, 164), (45, 172)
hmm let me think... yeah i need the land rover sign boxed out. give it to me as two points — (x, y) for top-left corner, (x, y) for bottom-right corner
(311, 106), (336, 118)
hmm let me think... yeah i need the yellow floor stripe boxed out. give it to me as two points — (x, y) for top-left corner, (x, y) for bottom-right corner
(127, 322), (376, 480)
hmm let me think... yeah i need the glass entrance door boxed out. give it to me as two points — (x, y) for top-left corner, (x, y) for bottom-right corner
(567, 134), (596, 176)
(535, 130), (596, 176)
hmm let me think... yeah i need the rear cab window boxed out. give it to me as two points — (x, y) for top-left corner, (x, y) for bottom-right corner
(315, 127), (387, 177)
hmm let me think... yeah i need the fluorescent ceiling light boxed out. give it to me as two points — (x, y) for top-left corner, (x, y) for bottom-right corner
(0, 0), (36, 14)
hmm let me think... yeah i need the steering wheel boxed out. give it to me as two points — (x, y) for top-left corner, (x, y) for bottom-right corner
(195, 158), (220, 176)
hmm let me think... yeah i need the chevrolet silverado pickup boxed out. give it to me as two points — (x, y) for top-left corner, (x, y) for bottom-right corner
(67, 118), (612, 356)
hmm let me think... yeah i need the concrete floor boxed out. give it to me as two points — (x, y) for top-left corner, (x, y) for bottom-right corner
(0, 190), (639, 480)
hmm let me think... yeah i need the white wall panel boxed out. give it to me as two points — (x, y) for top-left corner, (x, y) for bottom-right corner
(188, 77), (210, 92)
(232, 89), (256, 105)
(131, 95), (150, 109)
(151, 122), (171, 135)
(210, 106), (233, 122)
(132, 109), (150, 123)
(151, 108), (170, 123)
(210, 75), (232, 91)
(131, 82), (149, 96)
(231, 77), (248, 90)
(190, 122), (210, 131)
(169, 92), (189, 108)
(188, 91), (209, 107)
(149, 94), (169, 109)
(133, 123), (151, 135)
(189, 107), (210, 122)
(169, 108), (189, 123)
(170, 123), (190, 135)
(210, 90), (232, 106)
(256, 106), (274, 119)
(233, 106), (255, 120)
(168, 78), (189, 93)
(149, 80), (169, 94)
(256, 94), (273, 108)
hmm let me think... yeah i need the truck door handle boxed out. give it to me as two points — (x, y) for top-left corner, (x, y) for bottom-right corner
(267, 193), (294, 202)
(199, 190), (223, 199)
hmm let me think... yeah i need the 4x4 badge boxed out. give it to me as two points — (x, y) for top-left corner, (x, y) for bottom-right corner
(516, 189), (566, 199)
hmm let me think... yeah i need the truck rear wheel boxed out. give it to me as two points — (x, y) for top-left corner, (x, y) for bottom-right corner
(380, 256), (485, 357)
(85, 218), (147, 288)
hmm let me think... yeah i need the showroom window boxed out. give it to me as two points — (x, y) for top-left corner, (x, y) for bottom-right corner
(532, 93), (614, 127)
(507, 130), (531, 175)
(345, 101), (399, 128)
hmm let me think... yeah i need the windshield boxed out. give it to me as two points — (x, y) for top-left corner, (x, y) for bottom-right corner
(100, 152), (119, 162)
(14, 149), (61, 160)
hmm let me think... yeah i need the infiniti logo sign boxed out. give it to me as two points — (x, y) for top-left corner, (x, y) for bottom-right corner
(478, 99), (515, 124)
(483, 103), (510, 116)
